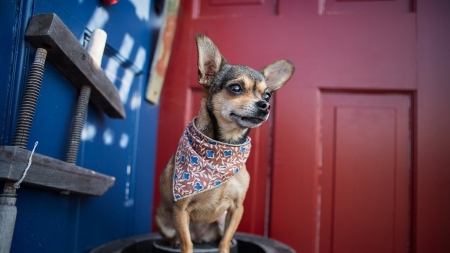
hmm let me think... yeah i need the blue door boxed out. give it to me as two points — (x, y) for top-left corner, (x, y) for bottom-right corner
(0, 1), (159, 252)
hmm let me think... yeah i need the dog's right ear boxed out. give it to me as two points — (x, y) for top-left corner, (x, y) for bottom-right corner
(195, 34), (226, 87)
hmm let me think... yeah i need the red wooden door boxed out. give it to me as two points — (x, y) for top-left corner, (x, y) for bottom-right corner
(154, 1), (450, 253)
(319, 93), (411, 253)
(267, 1), (416, 252)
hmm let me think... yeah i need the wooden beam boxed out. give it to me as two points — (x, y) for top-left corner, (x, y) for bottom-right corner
(25, 13), (126, 119)
(0, 146), (115, 196)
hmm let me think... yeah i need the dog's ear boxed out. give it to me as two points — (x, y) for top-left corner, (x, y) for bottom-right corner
(260, 60), (295, 92)
(195, 34), (226, 87)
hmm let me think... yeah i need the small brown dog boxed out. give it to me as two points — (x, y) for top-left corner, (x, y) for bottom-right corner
(155, 34), (294, 253)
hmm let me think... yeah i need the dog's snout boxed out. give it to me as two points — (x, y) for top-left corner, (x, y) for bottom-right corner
(256, 100), (270, 112)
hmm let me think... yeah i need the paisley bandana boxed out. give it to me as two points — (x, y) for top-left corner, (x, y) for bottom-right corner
(173, 118), (251, 201)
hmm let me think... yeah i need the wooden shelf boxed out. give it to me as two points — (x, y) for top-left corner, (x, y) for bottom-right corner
(0, 146), (115, 196)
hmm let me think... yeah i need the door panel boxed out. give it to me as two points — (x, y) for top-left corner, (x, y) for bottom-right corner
(320, 93), (411, 253)
(322, 0), (410, 14)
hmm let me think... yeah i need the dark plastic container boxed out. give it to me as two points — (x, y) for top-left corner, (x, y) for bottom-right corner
(90, 232), (295, 253)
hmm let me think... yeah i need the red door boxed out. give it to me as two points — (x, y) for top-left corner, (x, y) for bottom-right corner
(154, 1), (450, 253)
(319, 92), (411, 253)
(269, 1), (416, 251)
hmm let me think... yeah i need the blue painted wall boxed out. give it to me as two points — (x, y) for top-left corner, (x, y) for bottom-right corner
(0, 0), (160, 252)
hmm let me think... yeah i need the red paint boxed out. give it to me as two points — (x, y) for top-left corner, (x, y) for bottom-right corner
(416, 1), (450, 252)
(101, 0), (119, 5)
(320, 93), (411, 253)
(270, 1), (416, 251)
(194, 0), (275, 18)
(154, 1), (450, 252)
(210, 0), (263, 6)
(337, 0), (395, 2)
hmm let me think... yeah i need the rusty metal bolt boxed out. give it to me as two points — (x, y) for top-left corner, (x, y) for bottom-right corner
(66, 85), (91, 164)
(13, 48), (47, 149)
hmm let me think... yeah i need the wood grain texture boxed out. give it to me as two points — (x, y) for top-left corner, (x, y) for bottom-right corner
(0, 182), (17, 253)
(0, 146), (115, 196)
(25, 13), (125, 119)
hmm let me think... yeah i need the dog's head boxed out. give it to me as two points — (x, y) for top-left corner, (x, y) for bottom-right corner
(196, 34), (294, 130)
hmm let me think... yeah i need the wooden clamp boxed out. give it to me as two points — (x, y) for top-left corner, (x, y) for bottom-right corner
(25, 13), (126, 119)
(0, 13), (121, 253)
(0, 14), (118, 196)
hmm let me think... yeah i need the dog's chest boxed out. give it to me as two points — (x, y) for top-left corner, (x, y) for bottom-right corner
(188, 177), (248, 223)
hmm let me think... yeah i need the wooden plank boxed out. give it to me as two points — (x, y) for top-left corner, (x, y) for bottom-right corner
(25, 13), (126, 119)
(146, 0), (180, 104)
(0, 146), (115, 196)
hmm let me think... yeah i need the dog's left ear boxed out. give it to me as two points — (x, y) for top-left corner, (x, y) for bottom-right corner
(195, 34), (227, 88)
(260, 60), (295, 92)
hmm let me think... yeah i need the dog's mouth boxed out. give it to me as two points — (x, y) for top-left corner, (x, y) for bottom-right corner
(230, 113), (267, 127)
(241, 116), (265, 124)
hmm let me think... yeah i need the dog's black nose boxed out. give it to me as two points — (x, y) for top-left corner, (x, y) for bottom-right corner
(256, 100), (270, 112)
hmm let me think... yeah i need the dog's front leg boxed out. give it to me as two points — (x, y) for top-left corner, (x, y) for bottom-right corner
(218, 204), (244, 253)
(173, 206), (193, 253)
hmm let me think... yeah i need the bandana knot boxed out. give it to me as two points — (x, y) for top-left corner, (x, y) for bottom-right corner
(173, 119), (251, 201)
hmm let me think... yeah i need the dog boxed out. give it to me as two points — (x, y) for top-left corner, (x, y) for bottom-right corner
(155, 34), (294, 253)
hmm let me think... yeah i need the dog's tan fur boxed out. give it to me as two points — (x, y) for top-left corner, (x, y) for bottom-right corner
(155, 34), (294, 253)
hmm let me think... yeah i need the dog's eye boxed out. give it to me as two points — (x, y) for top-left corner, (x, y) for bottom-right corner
(263, 92), (271, 101)
(228, 84), (243, 93)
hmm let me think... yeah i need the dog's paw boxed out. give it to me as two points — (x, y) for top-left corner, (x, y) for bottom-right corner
(168, 238), (180, 248)
(180, 242), (194, 253)
(218, 243), (230, 253)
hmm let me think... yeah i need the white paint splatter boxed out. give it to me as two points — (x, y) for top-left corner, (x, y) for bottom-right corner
(130, 91), (141, 110)
(104, 61), (119, 84)
(119, 69), (135, 103)
(86, 8), (109, 31)
(129, 0), (150, 21)
(120, 133), (129, 148)
(119, 34), (135, 58)
(105, 34), (135, 85)
(134, 46), (147, 69)
(124, 199), (134, 207)
(119, 46), (146, 104)
(124, 165), (134, 208)
(81, 122), (97, 141)
(103, 128), (114, 145)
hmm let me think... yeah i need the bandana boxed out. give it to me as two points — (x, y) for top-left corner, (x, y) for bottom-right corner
(173, 118), (251, 201)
